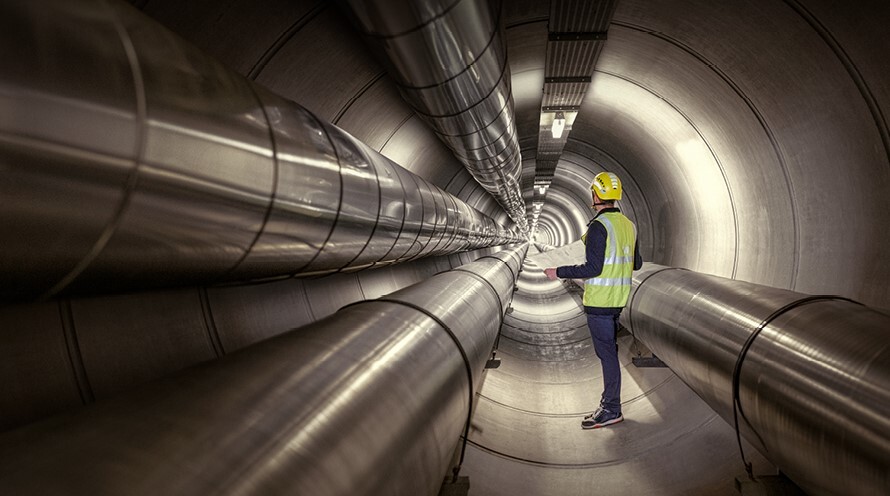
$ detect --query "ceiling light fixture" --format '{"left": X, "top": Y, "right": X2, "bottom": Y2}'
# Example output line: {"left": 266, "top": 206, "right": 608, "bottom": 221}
{"left": 551, "top": 111, "right": 566, "bottom": 139}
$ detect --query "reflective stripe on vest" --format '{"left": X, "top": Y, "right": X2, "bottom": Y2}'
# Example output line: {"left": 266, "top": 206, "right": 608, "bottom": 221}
{"left": 583, "top": 212, "right": 636, "bottom": 308}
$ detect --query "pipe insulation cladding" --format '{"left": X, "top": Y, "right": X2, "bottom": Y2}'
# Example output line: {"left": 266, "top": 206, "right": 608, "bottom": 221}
{"left": 3, "top": 0, "right": 890, "bottom": 494}
{"left": 0, "top": 0, "right": 522, "bottom": 302}
{"left": 0, "top": 244, "right": 528, "bottom": 495}
{"left": 626, "top": 264, "right": 890, "bottom": 496}
{"left": 337, "top": 0, "right": 528, "bottom": 232}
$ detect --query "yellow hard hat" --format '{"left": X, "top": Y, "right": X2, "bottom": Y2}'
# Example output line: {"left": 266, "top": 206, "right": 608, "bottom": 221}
{"left": 591, "top": 172, "right": 622, "bottom": 201}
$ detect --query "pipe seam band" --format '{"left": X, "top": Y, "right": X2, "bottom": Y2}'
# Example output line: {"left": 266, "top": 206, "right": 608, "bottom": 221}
{"left": 626, "top": 266, "right": 688, "bottom": 341}
{"left": 452, "top": 247, "right": 525, "bottom": 356}
{"left": 373, "top": 297, "right": 476, "bottom": 472}
{"left": 58, "top": 299, "right": 95, "bottom": 405}
{"left": 449, "top": 268, "right": 506, "bottom": 319}
{"left": 472, "top": 253, "right": 518, "bottom": 282}
{"left": 288, "top": 111, "right": 343, "bottom": 277}
{"left": 730, "top": 294, "right": 862, "bottom": 477}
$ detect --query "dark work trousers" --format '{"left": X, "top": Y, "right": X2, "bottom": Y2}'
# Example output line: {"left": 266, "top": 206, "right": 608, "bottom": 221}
{"left": 587, "top": 313, "right": 621, "bottom": 412}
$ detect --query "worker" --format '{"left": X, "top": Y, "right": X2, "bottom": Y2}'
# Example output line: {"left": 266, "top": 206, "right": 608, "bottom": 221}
{"left": 544, "top": 172, "right": 642, "bottom": 429}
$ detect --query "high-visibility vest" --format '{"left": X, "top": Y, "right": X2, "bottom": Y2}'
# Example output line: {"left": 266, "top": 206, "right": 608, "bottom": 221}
{"left": 581, "top": 211, "right": 636, "bottom": 308}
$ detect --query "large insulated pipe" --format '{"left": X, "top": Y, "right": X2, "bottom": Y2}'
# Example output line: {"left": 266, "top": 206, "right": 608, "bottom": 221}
{"left": 0, "top": 243, "right": 527, "bottom": 495}
{"left": 626, "top": 264, "right": 890, "bottom": 496}
{"left": 0, "top": 0, "right": 521, "bottom": 302}
{"left": 338, "top": 0, "right": 528, "bottom": 233}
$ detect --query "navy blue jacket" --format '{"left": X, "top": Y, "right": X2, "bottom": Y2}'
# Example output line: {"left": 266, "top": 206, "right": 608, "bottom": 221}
{"left": 556, "top": 208, "right": 643, "bottom": 314}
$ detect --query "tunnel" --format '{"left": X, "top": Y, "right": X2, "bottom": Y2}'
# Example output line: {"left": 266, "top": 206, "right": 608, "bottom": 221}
{"left": 1, "top": 0, "right": 889, "bottom": 495}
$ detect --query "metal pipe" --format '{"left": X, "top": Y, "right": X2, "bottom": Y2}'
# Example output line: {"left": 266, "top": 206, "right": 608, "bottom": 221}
{"left": 0, "top": 243, "right": 527, "bottom": 495}
{"left": 0, "top": 244, "right": 506, "bottom": 434}
{"left": 626, "top": 264, "right": 890, "bottom": 496}
{"left": 337, "top": 0, "right": 528, "bottom": 233}
{"left": 0, "top": 0, "right": 520, "bottom": 302}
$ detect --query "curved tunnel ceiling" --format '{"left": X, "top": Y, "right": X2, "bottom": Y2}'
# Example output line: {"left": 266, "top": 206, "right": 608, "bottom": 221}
{"left": 503, "top": 0, "right": 890, "bottom": 309}
{"left": 132, "top": 0, "right": 890, "bottom": 306}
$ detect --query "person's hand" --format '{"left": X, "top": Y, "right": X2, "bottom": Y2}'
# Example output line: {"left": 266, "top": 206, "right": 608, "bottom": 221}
{"left": 544, "top": 268, "right": 558, "bottom": 280}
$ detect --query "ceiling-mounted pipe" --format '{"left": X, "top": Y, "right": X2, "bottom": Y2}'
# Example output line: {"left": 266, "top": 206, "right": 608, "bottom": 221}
{"left": 0, "top": 243, "right": 528, "bottom": 495}
{"left": 337, "top": 0, "right": 528, "bottom": 234}
{"left": 626, "top": 264, "right": 890, "bottom": 495}
{"left": 0, "top": 0, "right": 521, "bottom": 302}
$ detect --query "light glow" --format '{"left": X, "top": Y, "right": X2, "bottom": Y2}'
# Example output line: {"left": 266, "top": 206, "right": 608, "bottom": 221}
{"left": 551, "top": 112, "right": 566, "bottom": 138}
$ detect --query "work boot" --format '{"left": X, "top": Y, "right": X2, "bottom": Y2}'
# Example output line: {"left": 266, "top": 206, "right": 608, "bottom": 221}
{"left": 582, "top": 406, "right": 623, "bottom": 429}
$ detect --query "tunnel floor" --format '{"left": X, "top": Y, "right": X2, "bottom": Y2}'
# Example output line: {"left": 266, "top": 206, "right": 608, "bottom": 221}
{"left": 461, "top": 253, "right": 773, "bottom": 495}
